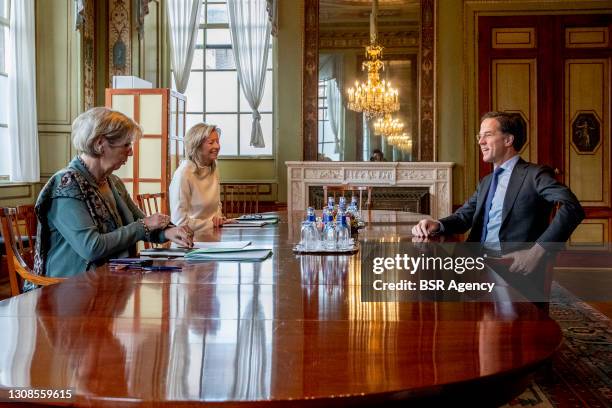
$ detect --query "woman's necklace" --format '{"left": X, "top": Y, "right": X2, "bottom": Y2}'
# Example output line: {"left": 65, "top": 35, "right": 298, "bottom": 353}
{"left": 77, "top": 156, "right": 108, "bottom": 187}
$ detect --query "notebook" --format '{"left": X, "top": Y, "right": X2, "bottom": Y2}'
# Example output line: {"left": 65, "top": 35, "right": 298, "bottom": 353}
{"left": 237, "top": 213, "right": 280, "bottom": 221}
{"left": 185, "top": 248, "right": 273, "bottom": 261}
{"left": 193, "top": 241, "right": 251, "bottom": 250}
{"left": 222, "top": 220, "right": 269, "bottom": 227}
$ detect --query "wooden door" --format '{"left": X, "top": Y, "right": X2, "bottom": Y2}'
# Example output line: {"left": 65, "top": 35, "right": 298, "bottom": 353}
{"left": 478, "top": 14, "right": 612, "bottom": 244}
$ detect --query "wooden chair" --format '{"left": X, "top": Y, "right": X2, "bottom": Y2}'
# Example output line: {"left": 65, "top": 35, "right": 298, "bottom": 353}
{"left": 136, "top": 192, "right": 167, "bottom": 217}
{"left": 0, "top": 207, "right": 65, "bottom": 296}
{"left": 222, "top": 184, "right": 260, "bottom": 218}
{"left": 136, "top": 193, "right": 169, "bottom": 249}
{"left": 323, "top": 185, "right": 372, "bottom": 212}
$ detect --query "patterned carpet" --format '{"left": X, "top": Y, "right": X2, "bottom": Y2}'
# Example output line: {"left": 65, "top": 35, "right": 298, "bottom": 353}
{"left": 504, "top": 283, "right": 612, "bottom": 408}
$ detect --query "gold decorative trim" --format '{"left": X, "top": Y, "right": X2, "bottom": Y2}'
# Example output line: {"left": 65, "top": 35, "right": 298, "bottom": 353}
{"left": 566, "top": 27, "right": 609, "bottom": 48}
{"left": 492, "top": 27, "right": 535, "bottom": 48}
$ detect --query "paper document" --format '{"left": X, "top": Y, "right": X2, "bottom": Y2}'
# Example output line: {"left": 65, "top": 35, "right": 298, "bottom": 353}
{"left": 223, "top": 220, "right": 269, "bottom": 227}
{"left": 193, "top": 241, "right": 251, "bottom": 250}
{"left": 237, "top": 213, "right": 280, "bottom": 221}
{"left": 140, "top": 247, "right": 190, "bottom": 257}
{"left": 185, "top": 248, "right": 273, "bottom": 261}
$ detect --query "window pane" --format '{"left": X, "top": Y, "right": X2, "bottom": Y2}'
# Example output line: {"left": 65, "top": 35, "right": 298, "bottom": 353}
{"left": 267, "top": 45, "right": 273, "bottom": 69}
{"left": 186, "top": 113, "right": 203, "bottom": 133}
{"left": 239, "top": 113, "right": 272, "bottom": 155}
{"left": 206, "top": 71, "right": 237, "bottom": 112}
{"left": 205, "top": 48, "right": 234, "bottom": 70}
{"left": 0, "top": 0, "right": 6, "bottom": 20}
{"left": 206, "top": 28, "right": 230, "bottom": 46}
{"left": 184, "top": 71, "right": 204, "bottom": 112}
{"left": 0, "top": 26, "right": 6, "bottom": 74}
{"left": 206, "top": 113, "right": 237, "bottom": 155}
{"left": 191, "top": 48, "right": 203, "bottom": 70}
{"left": 239, "top": 70, "right": 272, "bottom": 112}
{"left": 197, "top": 28, "right": 204, "bottom": 46}
{"left": 0, "top": 126, "right": 8, "bottom": 175}
{"left": 0, "top": 74, "right": 7, "bottom": 124}
{"left": 207, "top": 3, "right": 227, "bottom": 24}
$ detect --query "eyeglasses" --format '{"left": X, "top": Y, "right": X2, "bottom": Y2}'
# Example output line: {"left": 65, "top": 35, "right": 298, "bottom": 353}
{"left": 475, "top": 131, "right": 503, "bottom": 142}
{"left": 108, "top": 140, "right": 134, "bottom": 149}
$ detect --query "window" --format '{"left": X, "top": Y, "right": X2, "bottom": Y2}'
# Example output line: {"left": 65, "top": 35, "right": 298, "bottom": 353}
{"left": 177, "top": 0, "right": 274, "bottom": 157}
{"left": 0, "top": 0, "right": 10, "bottom": 177}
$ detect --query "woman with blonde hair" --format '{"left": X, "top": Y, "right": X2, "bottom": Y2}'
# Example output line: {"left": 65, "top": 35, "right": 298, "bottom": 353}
{"left": 33, "top": 107, "right": 193, "bottom": 281}
{"left": 169, "top": 123, "right": 229, "bottom": 233}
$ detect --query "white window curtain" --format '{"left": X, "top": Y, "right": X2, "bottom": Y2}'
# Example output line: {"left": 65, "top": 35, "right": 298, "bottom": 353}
{"left": 166, "top": 0, "right": 201, "bottom": 94}
{"left": 8, "top": 0, "right": 39, "bottom": 182}
{"left": 319, "top": 54, "right": 344, "bottom": 155}
{"left": 227, "top": 0, "right": 271, "bottom": 148}
{"left": 326, "top": 79, "right": 343, "bottom": 155}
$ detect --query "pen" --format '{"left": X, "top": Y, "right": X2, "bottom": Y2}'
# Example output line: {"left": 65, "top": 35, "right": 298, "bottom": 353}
{"left": 140, "top": 266, "right": 183, "bottom": 271}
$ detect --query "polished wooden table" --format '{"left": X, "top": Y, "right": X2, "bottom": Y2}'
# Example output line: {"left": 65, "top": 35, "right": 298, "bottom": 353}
{"left": 0, "top": 211, "right": 561, "bottom": 407}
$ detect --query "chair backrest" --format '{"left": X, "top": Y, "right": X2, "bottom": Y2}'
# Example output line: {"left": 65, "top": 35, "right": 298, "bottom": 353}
{"left": 0, "top": 207, "right": 64, "bottom": 296}
{"left": 136, "top": 193, "right": 167, "bottom": 217}
{"left": 136, "top": 193, "right": 169, "bottom": 249}
{"left": 222, "top": 184, "right": 259, "bottom": 218}
{"left": 323, "top": 185, "right": 372, "bottom": 211}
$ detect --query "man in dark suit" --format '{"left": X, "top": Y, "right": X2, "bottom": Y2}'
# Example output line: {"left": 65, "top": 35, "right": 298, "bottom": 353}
{"left": 412, "top": 111, "right": 585, "bottom": 275}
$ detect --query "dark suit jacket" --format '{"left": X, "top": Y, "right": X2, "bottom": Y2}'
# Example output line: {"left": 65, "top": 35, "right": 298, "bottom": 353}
{"left": 439, "top": 158, "right": 585, "bottom": 246}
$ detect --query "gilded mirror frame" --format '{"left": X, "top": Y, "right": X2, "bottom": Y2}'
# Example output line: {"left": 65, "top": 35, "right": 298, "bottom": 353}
{"left": 302, "top": 0, "right": 436, "bottom": 161}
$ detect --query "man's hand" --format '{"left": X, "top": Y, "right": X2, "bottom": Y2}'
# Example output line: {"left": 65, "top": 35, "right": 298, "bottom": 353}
{"left": 411, "top": 219, "right": 441, "bottom": 237}
{"left": 501, "top": 243, "right": 546, "bottom": 275}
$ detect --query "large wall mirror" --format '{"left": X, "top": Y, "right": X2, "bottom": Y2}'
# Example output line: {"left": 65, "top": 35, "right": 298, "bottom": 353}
{"left": 303, "top": 0, "right": 435, "bottom": 162}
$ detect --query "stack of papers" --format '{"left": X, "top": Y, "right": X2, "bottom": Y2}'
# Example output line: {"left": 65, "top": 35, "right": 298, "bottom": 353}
{"left": 223, "top": 213, "right": 280, "bottom": 227}
{"left": 140, "top": 247, "right": 190, "bottom": 257}
{"left": 185, "top": 247, "right": 272, "bottom": 261}
{"left": 140, "top": 241, "right": 252, "bottom": 258}
{"left": 237, "top": 213, "right": 280, "bottom": 221}
{"left": 193, "top": 241, "right": 251, "bottom": 250}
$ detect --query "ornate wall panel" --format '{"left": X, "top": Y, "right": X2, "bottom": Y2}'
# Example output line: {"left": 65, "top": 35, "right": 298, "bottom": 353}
{"left": 565, "top": 59, "right": 610, "bottom": 206}
{"left": 419, "top": 0, "right": 435, "bottom": 161}
{"left": 82, "top": 0, "right": 95, "bottom": 109}
{"left": 492, "top": 28, "right": 536, "bottom": 49}
{"left": 569, "top": 219, "right": 609, "bottom": 247}
{"left": 108, "top": 0, "right": 132, "bottom": 85}
{"left": 565, "top": 27, "right": 609, "bottom": 48}
{"left": 491, "top": 59, "right": 537, "bottom": 163}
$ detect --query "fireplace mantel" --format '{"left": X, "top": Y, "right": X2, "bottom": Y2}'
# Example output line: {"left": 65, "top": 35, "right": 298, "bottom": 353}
{"left": 286, "top": 162, "right": 454, "bottom": 219}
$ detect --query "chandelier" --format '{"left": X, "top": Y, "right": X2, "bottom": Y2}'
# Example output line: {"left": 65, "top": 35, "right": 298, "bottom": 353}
{"left": 373, "top": 113, "right": 404, "bottom": 137}
{"left": 346, "top": 0, "right": 399, "bottom": 119}
{"left": 387, "top": 133, "right": 412, "bottom": 153}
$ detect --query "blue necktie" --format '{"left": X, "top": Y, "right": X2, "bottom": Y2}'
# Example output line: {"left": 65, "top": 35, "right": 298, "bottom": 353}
{"left": 481, "top": 167, "right": 504, "bottom": 243}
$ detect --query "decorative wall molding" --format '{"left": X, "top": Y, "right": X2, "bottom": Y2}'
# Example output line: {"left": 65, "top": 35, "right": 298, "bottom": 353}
{"left": 108, "top": 0, "right": 132, "bottom": 85}
{"left": 419, "top": 0, "right": 435, "bottom": 161}
{"left": 82, "top": 0, "right": 95, "bottom": 109}
{"left": 286, "top": 161, "right": 454, "bottom": 218}
{"left": 319, "top": 30, "right": 419, "bottom": 49}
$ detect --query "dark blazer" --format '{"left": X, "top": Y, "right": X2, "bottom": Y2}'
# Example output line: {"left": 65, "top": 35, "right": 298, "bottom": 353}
{"left": 439, "top": 158, "right": 585, "bottom": 245}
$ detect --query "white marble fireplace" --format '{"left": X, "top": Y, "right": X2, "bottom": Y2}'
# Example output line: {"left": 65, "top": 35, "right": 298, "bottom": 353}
{"left": 286, "top": 161, "right": 454, "bottom": 219}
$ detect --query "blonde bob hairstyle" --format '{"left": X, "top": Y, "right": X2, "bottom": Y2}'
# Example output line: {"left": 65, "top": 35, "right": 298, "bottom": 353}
{"left": 185, "top": 123, "right": 221, "bottom": 171}
{"left": 72, "top": 107, "right": 142, "bottom": 157}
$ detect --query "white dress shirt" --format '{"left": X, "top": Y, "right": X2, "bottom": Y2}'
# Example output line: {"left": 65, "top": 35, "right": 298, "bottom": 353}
{"left": 483, "top": 154, "right": 521, "bottom": 247}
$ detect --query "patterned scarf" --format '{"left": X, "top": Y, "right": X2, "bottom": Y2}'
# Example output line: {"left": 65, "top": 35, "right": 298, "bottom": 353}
{"left": 33, "top": 157, "right": 121, "bottom": 278}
